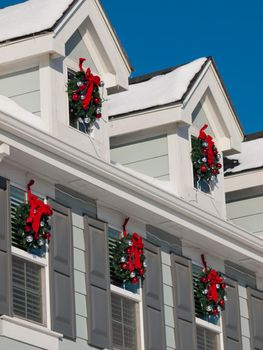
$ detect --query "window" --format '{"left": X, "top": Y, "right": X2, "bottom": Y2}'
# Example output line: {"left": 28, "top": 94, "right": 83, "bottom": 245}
{"left": 191, "top": 136, "right": 211, "bottom": 194}
{"left": 108, "top": 227, "right": 144, "bottom": 350}
{"left": 67, "top": 69, "right": 91, "bottom": 134}
{"left": 10, "top": 185, "right": 49, "bottom": 326}
{"left": 12, "top": 256, "right": 43, "bottom": 323}
{"left": 197, "top": 326, "right": 219, "bottom": 350}
{"left": 112, "top": 293, "right": 139, "bottom": 350}
{"left": 193, "top": 265, "right": 223, "bottom": 350}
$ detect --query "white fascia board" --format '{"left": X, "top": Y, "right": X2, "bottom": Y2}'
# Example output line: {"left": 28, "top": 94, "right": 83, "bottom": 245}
{"left": 0, "top": 112, "right": 263, "bottom": 266}
{"left": 182, "top": 61, "right": 243, "bottom": 154}
{"left": 0, "top": 33, "right": 63, "bottom": 65}
{"left": 0, "top": 316, "right": 62, "bottom": 350}
{"left": 53, "top": 0, "right": 130, "bottom": 89}
{"left": 225, "top": 169, "right": 263, "bottom": 193}
{"left": 109, "top": 103, "right": 186, "bottom": 137}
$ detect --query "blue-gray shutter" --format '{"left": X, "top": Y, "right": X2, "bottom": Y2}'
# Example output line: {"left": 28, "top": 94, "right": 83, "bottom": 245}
{"left": 49, "top": 199, "right": 76, "bottom": 339}
{"left": 143, "top": 241, "right": 166, "bottom": 350}
{"left": 247, "top": 288, "right": 263, "bottom": 350}
{"left": 84, "top": 216, "right": 112, "bottom": 349}
{"left": 0, "top": 176, "right": 12, "bottom": 316}
{"left": 171, "top": 254, "right": 197, "bottom": 350}
{"left": 222, "top": 278, "right": 242, "bottom": 350}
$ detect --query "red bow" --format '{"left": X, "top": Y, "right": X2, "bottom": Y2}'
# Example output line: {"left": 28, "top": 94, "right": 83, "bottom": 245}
{"left": 78, "top": 58, "right": 101, "bottom": 110}
{"left": 199, "top": 124, "right": 215, "bottom": 167}
{"left": 26, "top": 180, "right": 53, "bottom": 235}
{"left": 207, "top": 269, "right": 223, "bottom": 302}
{"left": 122, "top": 218, "right": 144, "bottom": 271}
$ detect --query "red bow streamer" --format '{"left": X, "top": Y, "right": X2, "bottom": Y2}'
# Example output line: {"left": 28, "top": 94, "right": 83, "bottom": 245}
{"left": 78, "top": 58, "right": 101, "bottom": 110}
{"left": 26, "top": 180, "right": 53, "bottom": 236}
{"left": 122, "top": 218, "right": 144, "bottom": 272}
{"left": 198, "top": 124, "right": 215, "bottom": 167}
{"left": 201, "top": 254, "right": 222, "bottom": 303}
{"left": 207, "top": 269, "right": 223, "bottom": 302}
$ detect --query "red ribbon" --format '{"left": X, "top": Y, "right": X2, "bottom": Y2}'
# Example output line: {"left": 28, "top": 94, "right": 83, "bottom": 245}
{"left": 78, "top": 58, "right": 101, "bottom": 110}
{"left": 122, "top": 218, "right": 144, "bottom": 271}
{"left": 26, "top": 180, "right": 53, "bottom": 236}
{"left": 198, "top": 124, "right": 215, "bottom": 167}
{"left": 207, "top": 269, "right": 223, "bottom": 302}
{"left": 201, "top": 254, "right": 222, "bottom": 303}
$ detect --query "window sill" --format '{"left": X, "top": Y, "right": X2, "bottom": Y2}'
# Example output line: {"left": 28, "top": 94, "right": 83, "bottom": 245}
{"left": 195, "top": 316, "right": 221, "bottom": 333}
{"left": 0, "top": 315, "right": 62, "bottom": 350}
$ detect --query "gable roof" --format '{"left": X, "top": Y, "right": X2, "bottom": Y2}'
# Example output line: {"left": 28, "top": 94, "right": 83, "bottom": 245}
{"left": 108, "top": 57, "right": 209, "bottom": 117}
{"left": 0, "top": 0, "right": 75, "bottom": 43}
{"left": 0, "top": 0, "right": 133, "bottom": 70}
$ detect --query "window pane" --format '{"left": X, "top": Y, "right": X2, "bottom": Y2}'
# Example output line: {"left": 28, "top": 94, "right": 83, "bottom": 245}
{"left": 197, "top": 326, "right": 218, "bottom": 350}
{"left": 111, "top": 293, "right": 138, "bottom": 350}
{"left": 12, "top": 256, "right": 43, "bottom": 324}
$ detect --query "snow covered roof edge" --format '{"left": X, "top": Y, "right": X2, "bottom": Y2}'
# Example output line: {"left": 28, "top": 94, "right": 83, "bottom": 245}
{"left": 108, "top": 57, "right": 209, "bottom": 117}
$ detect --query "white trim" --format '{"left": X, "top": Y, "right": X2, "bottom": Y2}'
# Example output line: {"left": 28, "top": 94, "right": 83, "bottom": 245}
{"left": 0, "top": 315, "right": 62, "bottom": 350}
{"left": 110, "top": 284, "right": 141, "bottom": 302}
{"left": 196, "top": 316, "right": 224, "bottom": 350}
{"left": 11, "top": 246, "right": 47, "bottom": 266}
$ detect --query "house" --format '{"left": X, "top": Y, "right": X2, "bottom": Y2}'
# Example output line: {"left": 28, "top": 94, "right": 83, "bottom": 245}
{"left": 0, "top": 1, "right": 262, "bottom": 350}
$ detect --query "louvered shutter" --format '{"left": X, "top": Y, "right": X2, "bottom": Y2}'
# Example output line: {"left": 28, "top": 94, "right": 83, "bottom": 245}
{"left": 247, "top": 288, "right": 263, "bottom": 350}
{"left": 49, "top": 199, "right": 76, "bottom": 339}
{"left": 222, "top": 278, "right": 242, "bottom": 350}
{"left": 143, "top": 241, "right": 165, "bottom": 350}
{"left": 171, "top": 254, "right": 197, "bottom": 350}
{"left": 0, "top": 176, "right": 12, "bottom": 316}
{"left": 84, "top": 216, "right": 112, "bottom": 349}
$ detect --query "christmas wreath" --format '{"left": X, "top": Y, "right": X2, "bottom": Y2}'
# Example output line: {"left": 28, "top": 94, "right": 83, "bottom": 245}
{"left": 192, "top": 124, "right": 222, "bottom": 182}
{"left": 111, "top": 218, "right": 146, "bottom": 285}
{"left": 67, "top": 58, "right": 103, "bottom": 132}
{"left": 196, "top": 255, "right": 226, "bottom": 317}
{"left": 14, "top": 180, "right": 53, "bottom": 252}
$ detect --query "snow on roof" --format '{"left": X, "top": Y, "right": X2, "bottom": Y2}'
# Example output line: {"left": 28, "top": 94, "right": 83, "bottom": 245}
{"left": 107, "top": 57, "right": 208, "bottom": 117}
{"left": 0, "top": 0, "right": 74, "bottom": 42}
{"left": 225, "top": 138, "right": 263, "bottom": 174}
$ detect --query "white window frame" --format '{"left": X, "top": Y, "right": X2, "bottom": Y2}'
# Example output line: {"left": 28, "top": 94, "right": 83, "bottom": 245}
{"left": 10, "top": 182, "right": 51, "bottom": 329}
{"left": 196, "top": 316, "right": 224, "bottom": 350}
{"left": 109, "top": 225, "right": 145, "bottom": 350}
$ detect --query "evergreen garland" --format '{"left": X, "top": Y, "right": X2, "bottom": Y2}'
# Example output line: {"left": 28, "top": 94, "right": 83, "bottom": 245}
{"left": 111, "top": 232, "right": 146, "bottom": 285}
{"left": 67, "top": 58, "right": 103, "bottom": 131}
{"left": 192, "top": 124, "right": 222, "bottom": 182}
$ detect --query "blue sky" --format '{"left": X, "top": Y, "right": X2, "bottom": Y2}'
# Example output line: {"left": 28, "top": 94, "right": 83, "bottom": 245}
{"left": 2, "top": 0, "right": 262, "bottom": 134}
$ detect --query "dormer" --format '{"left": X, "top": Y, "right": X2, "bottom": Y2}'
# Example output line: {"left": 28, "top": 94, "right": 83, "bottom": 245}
{"left": 108, "top": 57, "right": 243, "bottom": 218}
{"left": 0, "top": 0, "right": 132, "bottom": 162}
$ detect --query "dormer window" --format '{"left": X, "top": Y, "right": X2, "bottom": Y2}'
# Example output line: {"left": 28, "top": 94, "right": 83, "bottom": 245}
{"left": 65, "top": 28, "right": 100, "bottom": 134}
{"left": 191, "top": 102, "right": 221, "bottom": 193}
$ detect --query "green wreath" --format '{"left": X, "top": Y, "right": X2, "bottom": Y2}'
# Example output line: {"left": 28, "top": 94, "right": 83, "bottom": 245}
{"left": 196, "top": 256, "right": 226, "bottom": 317}
{"left": 192, "top": 124, "right": 222, "bottom": 182}
{"left": 111, "top": 232, "right": 146, "bottom": 285}
{"left": 67, "top": 58, "right": 103, "bottom": 131}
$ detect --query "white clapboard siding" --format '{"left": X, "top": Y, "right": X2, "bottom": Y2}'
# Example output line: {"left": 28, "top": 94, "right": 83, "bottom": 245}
{"left": 110, "top": 135, "right": 170, "bottom": 181}
{"left": 227, "top": 196, "right": 263, "bottom": 235}
{"left": 65, "top": 29, "right": 98, "bottom": 73}
{"left": 0, "top": 67, "right": 40, "bottom": 115}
